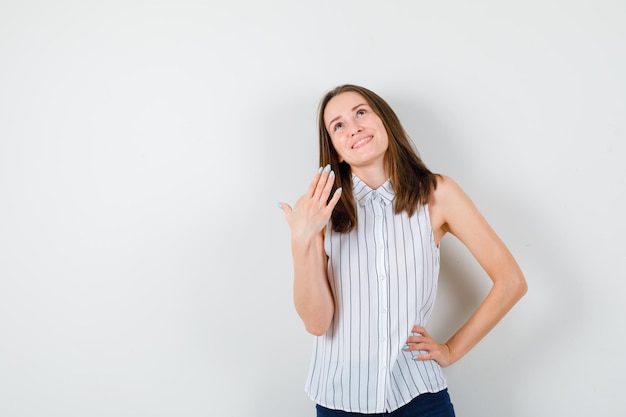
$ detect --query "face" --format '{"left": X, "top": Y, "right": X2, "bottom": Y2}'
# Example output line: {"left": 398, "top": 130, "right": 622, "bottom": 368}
{"left": 323, "top": 91, "right": 389, "bottom": 174}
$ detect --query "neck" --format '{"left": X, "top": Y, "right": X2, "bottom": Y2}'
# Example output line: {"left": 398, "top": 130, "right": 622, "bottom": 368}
{"left": 351, "top": 164, "right": 389, "bottom": 189}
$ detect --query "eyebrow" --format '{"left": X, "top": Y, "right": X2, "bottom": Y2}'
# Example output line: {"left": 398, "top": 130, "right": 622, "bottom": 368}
{"left": 327, "top": 103, "right": 368, "bottom": 129}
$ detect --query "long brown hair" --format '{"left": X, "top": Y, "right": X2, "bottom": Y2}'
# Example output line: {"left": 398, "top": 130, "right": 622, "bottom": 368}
{"left": 318, "top": 84, "right": 438, "bottom": 233}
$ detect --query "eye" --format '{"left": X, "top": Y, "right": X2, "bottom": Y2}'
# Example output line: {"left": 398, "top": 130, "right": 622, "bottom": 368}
{"left": 333, "top": 122, "right": 343, "bottom": 132}
{"left": 356, "top": 108, "right": 366, "bottom": 117}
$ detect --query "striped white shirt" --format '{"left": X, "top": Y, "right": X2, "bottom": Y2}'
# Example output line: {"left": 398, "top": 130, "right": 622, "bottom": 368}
{"left": 305, "top": 175, "right": 447, "bottom": 413}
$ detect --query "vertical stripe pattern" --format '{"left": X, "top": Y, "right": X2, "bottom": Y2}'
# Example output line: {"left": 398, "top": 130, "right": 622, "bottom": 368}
{"left": 305, "top": 175, "right": 446, "bottom": 414}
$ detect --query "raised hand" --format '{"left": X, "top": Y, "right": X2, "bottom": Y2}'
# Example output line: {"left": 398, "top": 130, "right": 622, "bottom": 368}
{"left": 279, "top": 164, "right": 342, "bottom": 240}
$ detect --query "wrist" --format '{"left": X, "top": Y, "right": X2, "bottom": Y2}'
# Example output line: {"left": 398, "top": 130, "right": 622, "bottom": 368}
{"left": 442, "top": 342, "right": 461, "bottom": 367}
{"left": 291, "top": 232, "right": 323, "bottom": 255}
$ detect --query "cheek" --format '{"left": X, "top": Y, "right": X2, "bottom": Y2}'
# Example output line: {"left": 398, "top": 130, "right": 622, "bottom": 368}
{"left": 379, "top": 125, "right": 390, "bottom": 147}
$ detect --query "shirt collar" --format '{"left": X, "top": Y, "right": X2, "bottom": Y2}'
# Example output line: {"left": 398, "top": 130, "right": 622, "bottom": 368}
{"left": 352, "top": 174, "right": 395, "bottom": 207}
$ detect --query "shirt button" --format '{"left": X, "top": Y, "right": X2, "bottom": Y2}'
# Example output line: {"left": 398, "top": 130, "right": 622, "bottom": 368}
{"left": 381, "top": 364, "right": 387, "bottom": 370}
{"left": 379, "top": 275, "right": 385, "bottom": 281}
{"left": 371, "top": 191, "right": 378, "bottom": 199}
{"left": 381, "top": 309, "right": 387, "bottom": 314}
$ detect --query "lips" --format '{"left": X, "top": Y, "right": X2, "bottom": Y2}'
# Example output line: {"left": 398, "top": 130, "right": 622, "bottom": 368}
{"left": 351, "top": 135, "right": 373, "bottom": 149}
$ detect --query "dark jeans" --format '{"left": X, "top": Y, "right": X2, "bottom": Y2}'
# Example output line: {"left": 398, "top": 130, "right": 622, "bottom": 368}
{"left": 315, "top": 389, "right": 455, "bottom": 417}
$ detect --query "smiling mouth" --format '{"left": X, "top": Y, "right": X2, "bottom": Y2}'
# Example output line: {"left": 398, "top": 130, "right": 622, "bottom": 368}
{"left": 352, "top": 136, "right": 373, "bottom": 149}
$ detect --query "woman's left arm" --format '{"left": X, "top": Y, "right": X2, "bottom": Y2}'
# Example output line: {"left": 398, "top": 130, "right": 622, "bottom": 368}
{"left": 406, "top": 175, "right": 528, "bottom": 367}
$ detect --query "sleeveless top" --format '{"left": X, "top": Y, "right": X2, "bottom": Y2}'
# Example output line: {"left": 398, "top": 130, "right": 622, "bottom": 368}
{"left": 304, "top": 175, "right": 447, "bottom": 413}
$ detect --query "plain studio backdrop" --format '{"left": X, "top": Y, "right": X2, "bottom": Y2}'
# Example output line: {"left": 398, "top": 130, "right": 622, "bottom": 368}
{"left": 1, "top": 1, "right": 624, "bottom": 416}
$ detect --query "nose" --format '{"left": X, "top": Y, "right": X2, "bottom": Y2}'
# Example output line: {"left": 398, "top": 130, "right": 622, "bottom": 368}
{"left": 349, "top": 122, "right": 362, "bottom": 136}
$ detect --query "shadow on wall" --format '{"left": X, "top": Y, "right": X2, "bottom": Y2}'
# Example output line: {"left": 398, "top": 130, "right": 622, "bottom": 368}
{"left": 391, "top": 93, "right": 586, "bottom": 413}
{"left": 430, "top": 189, "right": 586, "bottom": 414}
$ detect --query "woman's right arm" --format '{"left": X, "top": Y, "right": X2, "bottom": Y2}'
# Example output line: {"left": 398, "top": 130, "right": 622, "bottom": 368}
{"left": 279, "top": 165, "right": 342, "bottom": 336}
{"left": 291, "top": 230, "right": 334, "bottom": 335}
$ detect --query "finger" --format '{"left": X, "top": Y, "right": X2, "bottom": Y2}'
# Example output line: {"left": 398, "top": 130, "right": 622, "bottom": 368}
{"left": 412, "top": 352, "right": 432, "bottom": 361}
{"left": 278, "top": 202, "right": 292, "bottom": 214}
{"left": 306, "top": 167, "right": 324, "bottom": 197}
{"left": 319, "top": 169, "right": 337, "bottom": 202}
{"left": 404, "top": 339, "right": 430, "bottom": 350}
{"left": 324, "top": 186, "right": 343, "bottom": 212}
{"left": 312, "top": 165, "right": 332, "bottom": 200}
{"left": 402, "top": 342, "right": 422, "bottom": 352}
{"left": 407, "top": 342, "right": 431, "bottom": 358}
{"left": 405, "top": 336, "right": 424, "bottom": 345}
{"left": 411, "top": 325, "right": 426, "bottom": 334}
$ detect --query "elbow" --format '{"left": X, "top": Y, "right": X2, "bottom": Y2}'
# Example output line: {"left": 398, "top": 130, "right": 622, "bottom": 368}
{"left": 306, "top": 324, "right": 329, "bottom": 337}
{"left": 511, "top": 271, "right": 528, "bottom": 301}
{"left": 495, "top": 270, "right": 527, "bottom": 307}
{"left": 296, "top": 302, "right": 334, "bottom": 336}
{"left": 520, "top": 277, "right": 528, "bottom": 297}
{"left": 302, "top": 313, "right": 333, "bottom": 336}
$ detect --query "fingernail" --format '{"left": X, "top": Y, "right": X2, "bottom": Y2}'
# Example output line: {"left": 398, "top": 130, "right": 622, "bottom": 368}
{"left": 277, "top": 203, "right": 282, "bottom": 209}
{"left": 412, "top": 355, "right": 420, "bottom": 361}
{"left": 336, "top": 187, "right": 342, "bottom": 193}
{"left": 324, "top": 164, "right": 331, "bottom": 172}
{"left": 318, "top": 166, "right": 323, "bottom": 174}
{"left": 402, "top": 345, "right": 409, "bottom": 351}
{"left": 329, "top": 170, "right": 335, "bottom": 178}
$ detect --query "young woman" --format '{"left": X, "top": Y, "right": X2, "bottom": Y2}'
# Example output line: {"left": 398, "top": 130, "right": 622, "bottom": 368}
{"left": 279, "top": 85, "right": 527, "bottom": 416}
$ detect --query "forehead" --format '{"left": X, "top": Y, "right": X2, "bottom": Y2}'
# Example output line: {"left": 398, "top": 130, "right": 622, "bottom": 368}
{"left": 323, "top": 91, "right": 368, "bottom": 124}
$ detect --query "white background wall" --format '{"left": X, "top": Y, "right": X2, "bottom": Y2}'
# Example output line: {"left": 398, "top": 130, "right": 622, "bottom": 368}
{"left": 1, "top": 1, "right": 624, "bottom": 416}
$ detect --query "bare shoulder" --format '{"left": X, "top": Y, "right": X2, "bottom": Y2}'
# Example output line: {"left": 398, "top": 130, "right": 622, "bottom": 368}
{"left": 429, "top": 174, "right": 526, "bottom": 300}
{"left": 429, "top": 175, "right": 468, "bottom": 220}
{"left": 429, "top": 175, "right": 481, "bottom": 241}
{"left": 432, "top": 174, "right": 464, "bottom": 200}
